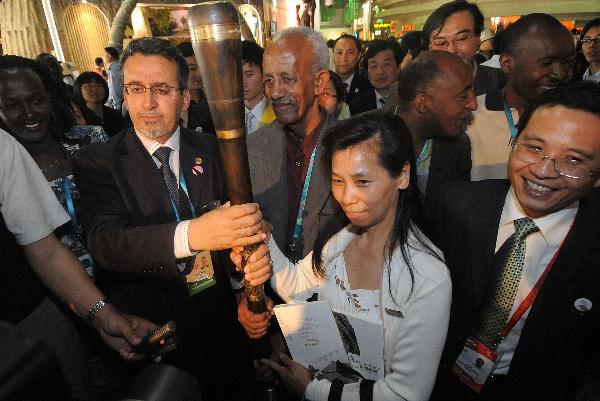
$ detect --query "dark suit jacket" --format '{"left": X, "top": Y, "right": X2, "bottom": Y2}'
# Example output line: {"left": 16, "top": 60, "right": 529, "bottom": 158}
{"left": 102, "top": 105, "right": 127, "bottom": 137}
{"left": 247, "top": 115, "right": 344, "bottom": 261}
{"left": 187, "top": 98, "right": 215, "bottom": 135}
{"left": 73, "top": 127, "right": 230, "bottom": 324}
{"left": 424, "top": 133, "right": 471, "bottom": 217}
{"left": 434, "top": 180, "right": 600, "bottom": 400}
{"left": 349, "top": 88, "right": 378, "bottom": 116}
{"left": 345, "top": 70, "right": 372, "bottom": 105}
{"left": 474, "top": 64, "right": 506, "bottom": 96}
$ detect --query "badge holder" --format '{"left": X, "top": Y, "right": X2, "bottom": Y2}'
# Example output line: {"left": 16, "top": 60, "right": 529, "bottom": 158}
{"left": 452, "top": 337, "right": 504, "bottom": 393}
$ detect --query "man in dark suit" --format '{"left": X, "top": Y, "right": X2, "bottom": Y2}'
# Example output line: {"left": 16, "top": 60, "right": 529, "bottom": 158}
{"left": 431, "top": 81, "right": 600, "bottom": 400}
{"left": 332, "top": 34, "right": 371, "bottom": 105}
{"left": 423, "top": 1, "right": 505, "bottom": 96}
{"left": 393, "top": 50, "right": 475, "bottom": 216}
{"left": 73, "top": 37, "right": 266, "bottom": 399}
{"left": 349, "top": 39, "right": 401, "bottom": 115}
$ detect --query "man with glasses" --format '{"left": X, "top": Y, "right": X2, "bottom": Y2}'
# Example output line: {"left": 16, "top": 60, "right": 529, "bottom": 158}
{"left": 467, "top": 13, "right": 575, "bottom": 181}
{"left": 424, "top": 1, "right": 504, "bottom": 96}
{"left": 430, "top": 81, "right": 600, "bottom": 400}
{"left": 580, "top": 18, "right": 600, "bottom": 82}
{"left": 73, "top": 37, "right": 266, "bottom": 399}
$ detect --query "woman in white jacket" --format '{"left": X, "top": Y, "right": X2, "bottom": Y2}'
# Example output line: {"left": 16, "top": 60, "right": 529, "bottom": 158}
{"left": 237, "top": 113, "right": 452, "bottom": 401}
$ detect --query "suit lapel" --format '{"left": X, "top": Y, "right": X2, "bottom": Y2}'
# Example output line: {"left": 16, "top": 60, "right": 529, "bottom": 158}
{"left": 119, "top": 129, "right": 174, "bottom": 217}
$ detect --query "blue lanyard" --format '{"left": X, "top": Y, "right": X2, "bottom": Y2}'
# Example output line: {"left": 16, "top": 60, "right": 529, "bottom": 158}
{"left": 416, "top": 139, "right": 432, "bottom": 166}
{"left": 291, "top": 139, "right": 320, "bottom": 242}
{"left": 502, "top": 89, "right": 518, "bottom": 139}
{"left": 167, "top": 172, "right": 197, "bottom": 222}
{"left": 62, "top": 176, "right": 78, "bottom": 229}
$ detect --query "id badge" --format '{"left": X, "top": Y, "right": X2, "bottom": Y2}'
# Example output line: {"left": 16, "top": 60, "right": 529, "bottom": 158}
{"left": 451, "top": 337, "right": 503, "bottom": 393}
{"left": 186, "top": 250, "right": 216, "bottom": 296}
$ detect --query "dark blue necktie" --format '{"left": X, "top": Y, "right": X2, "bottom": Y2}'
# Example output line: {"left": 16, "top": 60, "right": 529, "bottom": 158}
{"left": 153, "top": 146, "right": 179, "bottom": 207}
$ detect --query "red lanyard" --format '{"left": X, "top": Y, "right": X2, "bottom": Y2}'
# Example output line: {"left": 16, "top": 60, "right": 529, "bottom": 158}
{"left": 499, "top": 223, "right": 573, "bottom": 338}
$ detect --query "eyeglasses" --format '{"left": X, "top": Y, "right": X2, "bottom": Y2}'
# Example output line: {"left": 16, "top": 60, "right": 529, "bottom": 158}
{"left": 429, "top": 31, "right": 475, "bottom": 49}
{"left": 81, "top": 84, "right": 104, "bottom": 91}
{"left": 124, "top": 84, "right": 182, "bottom": 97}
{"left": 512, "top": 143, "right": 600, "bottom": 179}
{"left": 581, "top": 36, "right": 600, "bottom": 46}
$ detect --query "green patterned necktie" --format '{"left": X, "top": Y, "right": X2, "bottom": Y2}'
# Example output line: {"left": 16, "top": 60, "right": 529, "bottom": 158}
{"left": 476, "top": 217, "right": 540, "bottom": 348}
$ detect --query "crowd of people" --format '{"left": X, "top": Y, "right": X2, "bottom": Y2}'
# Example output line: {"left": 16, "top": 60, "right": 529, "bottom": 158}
{"left": 0, "top": 1, "right": 599, "bottom": 400}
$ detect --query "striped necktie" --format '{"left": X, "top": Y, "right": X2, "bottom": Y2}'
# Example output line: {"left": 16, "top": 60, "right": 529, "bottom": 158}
{"left": 153, "top": 146, "right": 179, "bottom": 207}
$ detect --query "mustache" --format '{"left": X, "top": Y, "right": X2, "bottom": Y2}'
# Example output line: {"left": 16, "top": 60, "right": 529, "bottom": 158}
{"left": 271, "top": 98, "right": 296, "bottom": 107}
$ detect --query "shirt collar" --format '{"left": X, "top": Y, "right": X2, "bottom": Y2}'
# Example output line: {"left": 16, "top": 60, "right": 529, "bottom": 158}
{"left": 246, "top": 96, "right": 267, "bottom": 118}
{"left": 135, "top": 126, "right": 181, "bottom": 156}
{"left": 343, "top": 73, "right": 355, "bottom": 87}
{"left": 500, "top": 187, "right": 578, "bottom": 247}
{"left": 375, "top": 90, "right": 385, "bottom": 102}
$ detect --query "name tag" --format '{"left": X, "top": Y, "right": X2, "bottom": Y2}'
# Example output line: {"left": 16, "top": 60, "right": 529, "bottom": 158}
{"left": 451, "top": 337, "right": 503, "bottom": 393}
{"left": 186, "top": 250, "right": 216, "bottom": 296}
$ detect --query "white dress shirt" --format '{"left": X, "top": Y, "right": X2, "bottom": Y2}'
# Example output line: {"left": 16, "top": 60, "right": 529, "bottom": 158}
{"left": 493, "top": 188, "right": 578, "bottom": 374}
{"left": 135, "top": 127, "right": 197, "bottom": 261}
{"left": 245, "top": 96, "right": 266, "bottom": 135}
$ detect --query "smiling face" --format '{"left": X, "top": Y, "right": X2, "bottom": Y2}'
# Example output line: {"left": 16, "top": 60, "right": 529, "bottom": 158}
{"left": 263, "top": 37, "right": 327, "bottom": 131}
{"left": 123, "top": 54, "right": 190, "bottom": 142}
{"left": 429, "top": 10, "right": 480, "bottom": 66}
{"left": 331, "top": 138, "right": 409, "bottom": 231}
{"left": 366, "top": 49, "right": 398, "bottom": 92}
{"left": 508, "top": 105, "right": 600, "bottom": 218}
{"left": 0, "top": 68, "right": 52, "bottom": 144}
{"left": 503, "top": 26, "right": 575, "bottom": 102}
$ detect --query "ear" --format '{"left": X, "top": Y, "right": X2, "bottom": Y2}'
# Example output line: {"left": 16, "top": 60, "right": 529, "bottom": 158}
{"left": 414, "top": 93, "right": 430, "bottom": 114}
{"left": 499, "top": 54, "right": 514, "bottom": 74}
{"left": 314, "top": 69, "right": 330, "bottom": 96}
{"left": 181, "top": 89, "right": 191, "bottom": 112}
{"left": 593, "top": 174, "right": 600, "bottom": 188}
{"left": 397, "top": 161, "right": 410, "bottom": 190}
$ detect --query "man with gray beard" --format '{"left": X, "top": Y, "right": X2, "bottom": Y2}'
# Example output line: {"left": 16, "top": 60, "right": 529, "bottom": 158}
{"left": 73, "top": 37, "right": 266, "bottom": 399}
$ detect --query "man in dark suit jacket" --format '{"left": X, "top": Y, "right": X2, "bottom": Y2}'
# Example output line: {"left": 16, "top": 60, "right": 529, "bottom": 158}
{"left": 332, "top": 34, "right": 372, "bottom": 105}
{"left": 423, "top": 1, "right": 505, "bottom": 96}
{"left": 73, "top": 37, "right": 266, "bottom": 400}
{"left": 393, "top": 50, "right": 475, "bottom": 216}
{"left": 349, "top": 39, "right": 401, "bottom": 116}
{"left": 431, "top": 82, "right": 600, "bottom": 400}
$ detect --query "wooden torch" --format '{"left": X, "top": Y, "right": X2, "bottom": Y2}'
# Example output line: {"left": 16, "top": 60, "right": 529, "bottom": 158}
{"left": 188, "top": 1, "right": 267, "bottom": 314}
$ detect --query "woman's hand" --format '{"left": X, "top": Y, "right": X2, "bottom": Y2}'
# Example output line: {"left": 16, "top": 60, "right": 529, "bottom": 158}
{"left": 260, "top": 353, "right": 312, "bottom": 397}
{"left": 230, "top": 242, "right": 273, "bottom": 286}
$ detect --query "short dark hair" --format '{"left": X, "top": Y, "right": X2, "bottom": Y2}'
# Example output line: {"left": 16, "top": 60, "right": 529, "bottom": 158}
{"left": 397, "top": 51, "right": 449, "bottom": 108}
{"left": 242, "top": 40, "right": 264, "bottom": 72}
{"left": 362, "top": 39, "right": 401, "bottom": 71}
{"left": 333, "top": 34, "right": 361, "bottom": 53}
{"left": 423, "top": 1, "right": 484, "bottom": 45}
{"left": 400, "top": 31, "right": 426, "bottom": 59}
{"left": 104, "top": 46, "right": 119, "bottom": 60}
{"left": 121, "top": 37, "right": 189, "bottom": 90}
{"left": 500, "top": 13, "right": 568, "bottom": 55}
{"left": 327, "top": 70, "right": 346, "bottom": 103}
{"left": 580, "top": 18, "right": 600, "bottom": 42}
{"left": 175, "top": 41, "right": 194, "bottom": 58}
{"left": 518, "top": 81, "right": 600, "bottom": 139}
{"left": 0, "top": 55, "right": 74, "bottom": 135}
{"left": 74, "top": 71, "right": 109, "bottom": 104}
{"left": 94, "top": 57, "right": 104, "bottom": 67}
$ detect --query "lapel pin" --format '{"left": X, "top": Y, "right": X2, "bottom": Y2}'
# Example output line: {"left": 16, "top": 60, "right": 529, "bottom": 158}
{"left": 574, "top": 298, "right": 592, "bottom": 313}
{"left": 354, "top": 88, "right": 359, "bottom": 93}
{"left": 192, "top": 157, "right": 204, "bottom": 175}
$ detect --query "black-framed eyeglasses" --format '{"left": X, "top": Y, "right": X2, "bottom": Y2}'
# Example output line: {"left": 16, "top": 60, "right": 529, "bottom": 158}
{"left": 124, "top": 84, "right": 182, "bottom": 97}
{"left": 581, "top": 36, "right": 600, "bottom": 46}
{"left": 429, "top": 31, "right": 475, "bottom": 49}
{"left": 512, "top": 143, "right": 600, "bottom": 179}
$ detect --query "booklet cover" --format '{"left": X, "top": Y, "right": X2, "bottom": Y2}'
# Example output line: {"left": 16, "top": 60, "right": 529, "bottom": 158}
{"left": 274, "top": 300, "right": 384, "bottom": 380}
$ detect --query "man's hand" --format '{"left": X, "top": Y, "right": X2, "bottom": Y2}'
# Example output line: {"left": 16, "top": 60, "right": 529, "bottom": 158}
{"left": 188, "top": 202, "right": 266, "bottom": 251}
{"left": 231, "top": 242, "right": 273, "bottom": 286}
{"left": 93, "top": 304, "right": 159, "bottom": 361}
{"left": 260, "top": 353, "right": 312, "bottom": 396}
{"left": 238, "top": 292, "right": 273, "bottom": 338}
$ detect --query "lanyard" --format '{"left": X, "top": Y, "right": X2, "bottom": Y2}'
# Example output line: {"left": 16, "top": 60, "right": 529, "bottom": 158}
{"left": 499, "top": 223, "right": 573, "bottom": 338}
{"left": 502, "top": 89, "right": 519, "bottom": 140}
{"left": 416, "top": 139, "right": 432, "bottom": 166}
{"left": 167, "top": 172, "right": 197, "bottom": 222}
{"left": 291, "top": 138, "right": 320, "bottom": 243}
{"left": 62, "top": 176, "right": 78, "bottom": 229}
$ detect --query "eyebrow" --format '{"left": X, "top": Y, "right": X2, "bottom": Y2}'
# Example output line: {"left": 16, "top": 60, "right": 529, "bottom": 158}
{"left": 434, "top": 28, "right": 472, "bottom": 38}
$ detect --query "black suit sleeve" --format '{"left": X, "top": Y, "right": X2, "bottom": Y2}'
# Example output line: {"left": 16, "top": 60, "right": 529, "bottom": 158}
{"left": 72, "top": 144, "right": 180, "bottom": 276}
